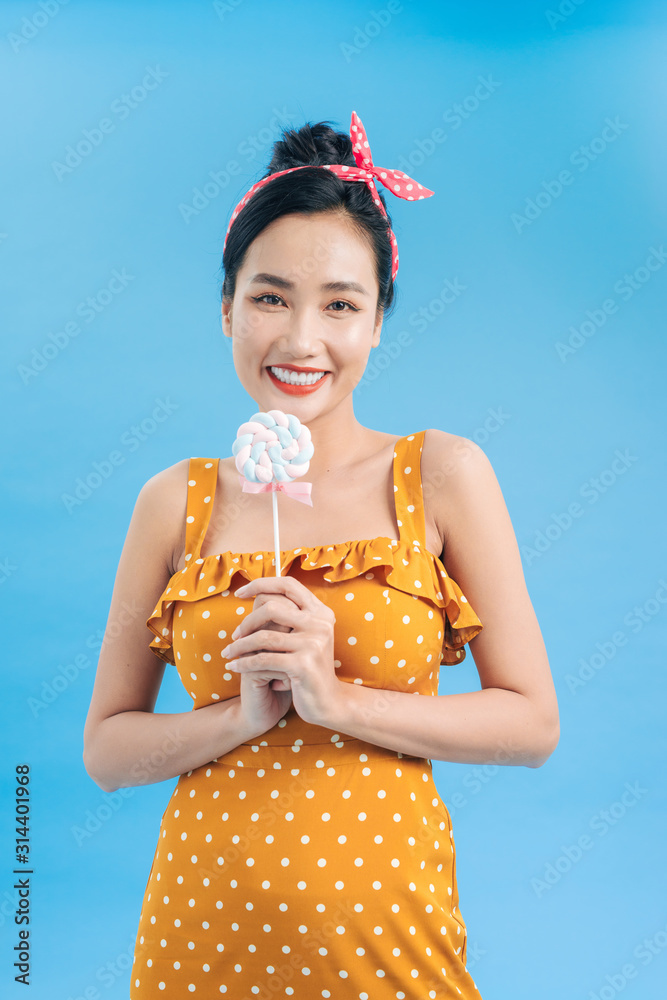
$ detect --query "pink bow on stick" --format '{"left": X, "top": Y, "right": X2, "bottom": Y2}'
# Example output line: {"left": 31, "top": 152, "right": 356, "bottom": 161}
{"left": 238, "top": 475, "right": 313, "bottom": 507}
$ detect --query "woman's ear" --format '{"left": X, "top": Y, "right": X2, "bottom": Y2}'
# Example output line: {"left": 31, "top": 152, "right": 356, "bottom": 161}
{"left": 221, "top": 296, "right": 233, "bottom": 339}
{"left": 371, "top": 305, "right": 383, "bottom": 347}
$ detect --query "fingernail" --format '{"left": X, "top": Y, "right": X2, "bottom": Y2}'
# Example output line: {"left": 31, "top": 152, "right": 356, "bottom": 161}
{"left": 231, "top": 627, "right": 240, "bottom": 639}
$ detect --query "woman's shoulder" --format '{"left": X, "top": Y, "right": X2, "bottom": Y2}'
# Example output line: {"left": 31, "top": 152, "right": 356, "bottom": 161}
{"left": 134, "top": 458, "right": 210, "bottom": 577}
{"left": 420, "top": 427, "right": 496, "bottom": 540}
{"left": 420, "top": 427, "right": 488, "bottom": 473}
{"left": 139, "top": 456, "right": 192, "bottom": 503}
{"left": 133, "top": 458, "right": 202, "bottom": 543}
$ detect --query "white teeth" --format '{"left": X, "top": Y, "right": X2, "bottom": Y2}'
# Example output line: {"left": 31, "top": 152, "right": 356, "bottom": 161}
{"left": 269, "top": 366, "right": 327, "bottom": 385}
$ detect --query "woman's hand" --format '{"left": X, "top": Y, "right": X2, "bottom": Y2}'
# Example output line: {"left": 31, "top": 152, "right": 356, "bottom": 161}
{"left": 236, "top": 664, "right": 293, "bottom": 739}
{"left": 224, "top": 590, "right": 295, "bottom": 735}
{"left": 221, "top": 576, "right": 345, "bottom": 728}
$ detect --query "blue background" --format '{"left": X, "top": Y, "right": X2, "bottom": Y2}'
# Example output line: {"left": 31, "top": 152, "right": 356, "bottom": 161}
{"left": 1, "top": 0, "right": 666, "bottom": 997}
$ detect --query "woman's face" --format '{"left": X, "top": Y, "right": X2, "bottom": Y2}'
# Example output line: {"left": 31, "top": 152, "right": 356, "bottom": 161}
{"left": 222, "top": 211, "right": 383, "bottom": 418}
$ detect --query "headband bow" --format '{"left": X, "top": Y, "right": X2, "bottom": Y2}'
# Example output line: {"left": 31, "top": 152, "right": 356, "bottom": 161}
{"left": 223, "top": 110, "right": 434, "bottom": 281}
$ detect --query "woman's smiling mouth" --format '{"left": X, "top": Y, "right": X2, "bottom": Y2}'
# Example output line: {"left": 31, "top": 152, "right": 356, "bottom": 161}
{"left": 266, "top": 366, "right": 331, "bottom": 394}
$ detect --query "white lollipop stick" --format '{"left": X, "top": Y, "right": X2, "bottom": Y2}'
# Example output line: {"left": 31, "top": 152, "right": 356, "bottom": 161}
{"left": 272, "top": 490, "right": 281, "bottom": 577}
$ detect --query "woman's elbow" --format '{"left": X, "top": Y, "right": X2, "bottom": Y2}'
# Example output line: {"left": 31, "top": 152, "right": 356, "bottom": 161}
{"left": 527, "top": 716, "right": 560, "bottom": 768}
{"left": 83, "top": 745, "right": 120, "bottom": 794}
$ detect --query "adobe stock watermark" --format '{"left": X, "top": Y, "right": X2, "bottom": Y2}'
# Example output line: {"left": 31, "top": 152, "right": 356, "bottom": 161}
{"left": 393, "top": 75, "right": 502, "bottom": 173}
{"left": 408, "top": 740, "right": 524, "bottom": 860}
{"left": 61, "top": 397, "right": 179, "bottom": 513}
{"left": 530, "top": 780, "right": 648, "bottom": 897}
{"left": 71, "top": 788, "right": 135, "bottom": 846}
{"left": 565, "top": 578, "right": 667, "bottom": 695}
{"left": 221, "top": 233, "right": 364, "bottom": 359}
{"left": 545, "top": 0, "right": 587, "bottom": 31}
{"left": 511, "top": 116, "right": 629, "bottom": 234}
{"left": 179, "top": 106, "right": 300, "bottom": 224}
{"left": 127, "top": 728, "right": 189, "bottom": 786}
{"left": 218, "top": 898, "right": 358, "bottom": 996}
{"left": 340, "top": 1, "right": 403, "bottom": 63}
{"left": 212, "top": 0, "right": 243, "bottom": 20}
{"left": 6, "top": 0, "right": 70, "bottom": 54}
{"left": 64, "top": 938, "right": 137, "bottom": 1000}
{"left": 17, "top": 267, "right": 134, "bottom": 384}
{"left": 587, "top": 918, "right": 667, "bottom": 1000}
{"left": 357, "top": 274, "right": 468, "bottom": 391}
{"left": 0, "top": 885, "right": 26, "bottom": 930}
{"left": 190, "top": 770, "right": 316, "bottom": 890}
{"left": 400, "top": 412, "right": 511, "bottom": 524}
{"left": 555, "top": 244, "right": 667, "bottom": 362}
{"left": 225, "top": 235, "right": 352, "bottom": 346}
{"left": 27, "top": 600, "right": 145, "bottom": 718}
{"left": 521, "top": 448, "right": 638, "bottom": 566}
{"left": 51, "top": 66, "right": 169, "bottom": 181}
{"left": 0, "top": 558, "right": 17, "bottom": 585}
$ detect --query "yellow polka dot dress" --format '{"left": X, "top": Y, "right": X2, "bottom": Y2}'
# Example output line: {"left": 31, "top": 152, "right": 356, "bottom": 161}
{"left": 131, "top": 431, "right": 485, "bottom": 998}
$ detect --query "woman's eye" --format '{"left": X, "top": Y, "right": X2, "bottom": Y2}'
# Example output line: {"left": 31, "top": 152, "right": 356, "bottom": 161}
{"left": 329, "top": 300, "right": 357, "bottom": 312}
{"left": 253, "top": 293, "right": 283, "bottom": 305}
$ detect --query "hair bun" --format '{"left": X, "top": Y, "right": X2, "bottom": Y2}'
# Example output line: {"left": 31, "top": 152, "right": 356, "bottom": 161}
{"left": 267, "top": 120, "right": 354, "bottom": 173}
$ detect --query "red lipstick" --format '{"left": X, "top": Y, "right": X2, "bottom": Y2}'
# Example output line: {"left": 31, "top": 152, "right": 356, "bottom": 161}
{"left": 265, "top": 364, "right": 331, "bottom": 396}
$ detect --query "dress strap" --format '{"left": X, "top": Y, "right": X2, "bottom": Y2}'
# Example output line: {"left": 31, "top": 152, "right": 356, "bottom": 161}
{"left": 184, "top": 457, "right": 220, "bottom": 562}
{"left": 391, "top": 431, "right": 427, "bottom": 549}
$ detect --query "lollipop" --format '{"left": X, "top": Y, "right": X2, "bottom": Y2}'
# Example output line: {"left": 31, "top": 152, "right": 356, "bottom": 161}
{"left": 232, "top": 410, "right": 314, "bottom": 576}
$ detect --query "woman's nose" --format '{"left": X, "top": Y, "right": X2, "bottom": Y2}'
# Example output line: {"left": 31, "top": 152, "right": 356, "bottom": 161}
{"left": 277, "top": 308, "right": 323, "bottom": 354}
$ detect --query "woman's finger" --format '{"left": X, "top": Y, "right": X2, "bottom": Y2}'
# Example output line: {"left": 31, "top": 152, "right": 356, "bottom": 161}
{"left": 222, "top": 628, "right": 300, "bottom": 662}
{"left": 242, "top": 590, "right": 300, "bottom": 620}
{"left": 231, "top": 597, "right": 302, "bottom": 641}
{"left": 235, "top": 575, "right": 328, "bottom": 616}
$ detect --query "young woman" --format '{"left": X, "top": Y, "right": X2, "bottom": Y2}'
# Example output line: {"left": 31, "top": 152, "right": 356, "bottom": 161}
{"left": 83, "top": 110, "right": 559, "bottom": 999}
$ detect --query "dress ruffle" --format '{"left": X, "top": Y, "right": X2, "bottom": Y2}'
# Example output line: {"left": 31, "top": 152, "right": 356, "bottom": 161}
{"left": 147, "top": 536, "right": 483, "bottom": 667}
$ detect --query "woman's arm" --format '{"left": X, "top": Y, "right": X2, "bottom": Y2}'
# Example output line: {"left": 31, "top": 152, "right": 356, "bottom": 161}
{"left": 317, "top": 431, "right": 560, "bottom": 767}
{"left": 82, "top": 462, "right": 259, "bottom": 793}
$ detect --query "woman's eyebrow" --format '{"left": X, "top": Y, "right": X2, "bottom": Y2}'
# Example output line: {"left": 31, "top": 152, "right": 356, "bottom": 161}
{"left": 248, "top": 272, "right": 369, "bottom": 296}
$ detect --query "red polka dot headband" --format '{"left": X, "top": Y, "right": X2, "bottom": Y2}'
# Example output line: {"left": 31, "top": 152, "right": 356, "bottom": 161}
{"left": 223, "top": 110, "right": 435, "bottom": 282}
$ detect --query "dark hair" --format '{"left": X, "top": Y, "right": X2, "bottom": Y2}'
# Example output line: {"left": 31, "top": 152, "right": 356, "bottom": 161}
{"left": 220, "top": 118, "right": 397, "bottom": 320}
